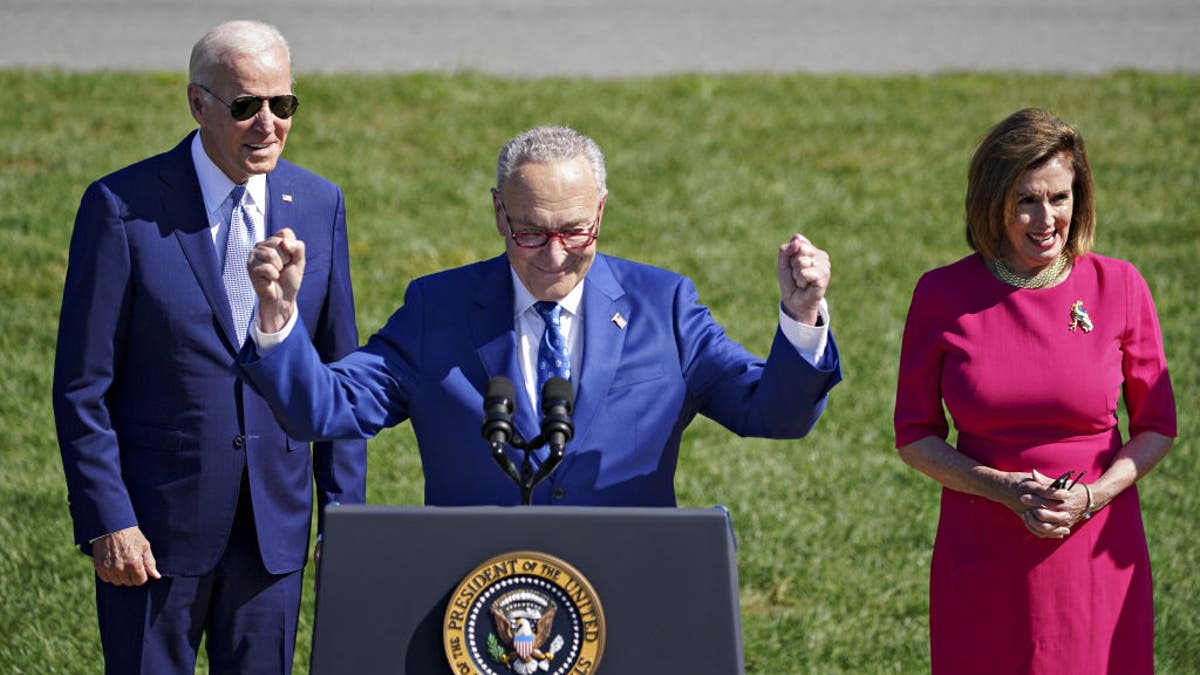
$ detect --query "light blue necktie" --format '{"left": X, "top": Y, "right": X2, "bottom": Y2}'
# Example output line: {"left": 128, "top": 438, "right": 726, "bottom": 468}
{"left": 222, "top": 185, "right": 256, "bottom": 344}
{"left": 534, "top": 301, "right": 570, "bottom": 402}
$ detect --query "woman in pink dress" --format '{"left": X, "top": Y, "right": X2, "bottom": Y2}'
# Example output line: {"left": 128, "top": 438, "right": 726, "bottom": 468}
{"left": 894, "top": 108, "right": 1177, "bottom": 673}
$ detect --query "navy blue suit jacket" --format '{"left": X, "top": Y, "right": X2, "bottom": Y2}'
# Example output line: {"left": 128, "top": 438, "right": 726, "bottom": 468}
{"left": 53, "top": 132, "right": 366, "bottom": 575}
{"left": 241, "top": 253, "right": 840, "bottom": 506}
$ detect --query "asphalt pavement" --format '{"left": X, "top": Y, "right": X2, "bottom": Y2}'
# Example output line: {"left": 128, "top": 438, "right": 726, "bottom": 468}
{"left": 2, "top": 0, "right": 1197, "bottom": 75}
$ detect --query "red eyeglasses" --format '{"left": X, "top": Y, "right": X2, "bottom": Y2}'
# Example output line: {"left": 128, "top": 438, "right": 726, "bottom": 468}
{"left": 495, "top": 197, "right": 600, "bottom": 249}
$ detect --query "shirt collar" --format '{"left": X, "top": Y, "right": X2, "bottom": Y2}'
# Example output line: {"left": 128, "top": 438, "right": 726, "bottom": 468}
{"left": 509, "top": 265, "right": 585, "bottom": 319}
{"left": 190, "top": 131, "right": 267, "bottom": 218}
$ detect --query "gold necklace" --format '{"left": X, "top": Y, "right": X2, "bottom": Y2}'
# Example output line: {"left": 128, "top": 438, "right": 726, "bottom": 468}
{"left": 987, "top": 254, "right": 1069, "bottom": 289}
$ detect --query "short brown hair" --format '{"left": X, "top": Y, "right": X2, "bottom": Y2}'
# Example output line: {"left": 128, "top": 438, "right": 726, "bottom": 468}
{"left": 965, "top": 108, "right": 1095, "bottom": 260}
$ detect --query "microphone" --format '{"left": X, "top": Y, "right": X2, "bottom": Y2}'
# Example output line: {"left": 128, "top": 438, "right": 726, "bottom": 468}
{"left": 528, "top": 377, "right": 573, "bottom": 490}
{"left": 482, "top": 377, "right": 522, "bottom": 486}
{"left": 539, "top": 376, "right": 574, "bottom": 452}
{"left": 481, "top": 376, "right": 516, "bottom": 447}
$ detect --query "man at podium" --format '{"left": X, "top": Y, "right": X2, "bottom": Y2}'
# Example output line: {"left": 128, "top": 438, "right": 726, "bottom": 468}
{"left": 239, "top": 125, "right": 842, "bottom": 506}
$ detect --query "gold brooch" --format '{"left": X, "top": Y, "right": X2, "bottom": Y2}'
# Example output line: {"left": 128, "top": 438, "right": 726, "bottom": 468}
{"left": 1069, "top": 300, "right": 1093, "bottom": 333}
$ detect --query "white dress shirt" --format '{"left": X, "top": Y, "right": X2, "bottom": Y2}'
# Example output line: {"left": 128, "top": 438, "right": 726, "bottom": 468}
{"left": 511, "top": 267, "right": 586, "bottom": 414}
{"left": 190, "top": 132, "right": 267, "bottom": 261}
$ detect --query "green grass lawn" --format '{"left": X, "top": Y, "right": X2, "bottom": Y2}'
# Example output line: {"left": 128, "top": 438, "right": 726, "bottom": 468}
{"left": 1, "top": 70, "right": 1196, "bottom": 673}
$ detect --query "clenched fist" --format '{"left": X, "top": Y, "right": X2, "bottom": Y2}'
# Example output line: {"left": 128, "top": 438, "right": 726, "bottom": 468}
{"left": 248, "top": 227, "right": 306, "bottom": 333}
{"left": 777, "top": 233, "right": 830, "bottom": 326}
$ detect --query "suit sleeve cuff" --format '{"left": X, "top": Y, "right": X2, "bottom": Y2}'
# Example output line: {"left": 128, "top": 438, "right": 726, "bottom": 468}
{"left": 778, "top": 298, "right": 830, "bottom": 367}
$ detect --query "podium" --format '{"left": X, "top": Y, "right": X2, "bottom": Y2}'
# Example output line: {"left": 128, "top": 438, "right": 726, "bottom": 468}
{"left": 311, "top": 505, "right": 745, "bottom": 674}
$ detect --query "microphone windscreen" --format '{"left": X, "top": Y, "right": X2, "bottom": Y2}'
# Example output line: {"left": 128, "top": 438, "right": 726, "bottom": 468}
{"left": 486, "top": 376, "right": 516, "bottom": 405}
{"left": 541, "top": 376, "right": 573, "bottom": 413}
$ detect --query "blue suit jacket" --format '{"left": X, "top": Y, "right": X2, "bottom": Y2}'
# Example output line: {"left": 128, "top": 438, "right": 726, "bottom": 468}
{"left": 241, "top": 253, "right": 840, "bottom": 506}
{"left": 53, "top": 132, "right": 367, "bottom": 575}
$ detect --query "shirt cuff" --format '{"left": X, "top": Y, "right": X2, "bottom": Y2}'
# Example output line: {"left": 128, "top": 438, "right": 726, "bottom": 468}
{"left": 250, "top": 307, "right": 299, "bottom": 354}
{"left": 778, "top": 298, "right": 830, "bottom": 367}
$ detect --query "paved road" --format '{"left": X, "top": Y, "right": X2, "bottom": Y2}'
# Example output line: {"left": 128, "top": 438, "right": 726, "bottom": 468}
{"left": 2, "top": 0, "right": 1197, "bottom": 76}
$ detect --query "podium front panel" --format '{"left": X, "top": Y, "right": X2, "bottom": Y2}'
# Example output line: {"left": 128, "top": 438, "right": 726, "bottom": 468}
{"left": 312, "top": 505, "right": 743, "bottom": 674}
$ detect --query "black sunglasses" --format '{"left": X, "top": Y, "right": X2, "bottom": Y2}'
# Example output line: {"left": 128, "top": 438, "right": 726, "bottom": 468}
{"left": 194, "top": 83, "right": 299, "bottom": 121}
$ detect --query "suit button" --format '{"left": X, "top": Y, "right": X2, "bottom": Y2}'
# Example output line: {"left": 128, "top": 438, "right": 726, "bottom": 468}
{"left": 232, "top": 435, "right": 246, "bottom": 450}
{"left": 552, "top": 487, "right": 566, "bottom": 500}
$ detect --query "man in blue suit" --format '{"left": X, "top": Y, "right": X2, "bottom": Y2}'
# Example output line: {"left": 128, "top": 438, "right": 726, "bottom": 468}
{"left": 241, "top": 125, "right": 839, "bottom": 507}
{"left": 52, "top": 20, "right": 366, "bottom": 674}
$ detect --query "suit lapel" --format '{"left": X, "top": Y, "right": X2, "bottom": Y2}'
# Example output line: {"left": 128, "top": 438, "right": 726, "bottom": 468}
{"left": 264, "top": 166, "right": 293, "bottom": 238}
{"left": 572, "top": 255, "right": 628, "bottom": 448}
{"left": 162, "top": 133, "right": 241, "bottom": 351}
{"left": 470, "top": 257, "right": 539, "bottom": 441}
{"left": 469, "top": 254, "right": 629, "bottom": 455}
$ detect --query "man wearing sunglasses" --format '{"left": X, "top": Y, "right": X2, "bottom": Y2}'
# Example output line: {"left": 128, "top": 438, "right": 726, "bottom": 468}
{"left": 242, "top": 125, "right": 840, "bottom": 508}
{"left": 53, "top": 20, "right": 365, "bottom": 674}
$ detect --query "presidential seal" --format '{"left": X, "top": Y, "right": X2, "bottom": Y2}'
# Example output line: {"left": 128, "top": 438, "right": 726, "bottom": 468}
{"left": 444, "top": 551, "right": 606, "bottom": 675}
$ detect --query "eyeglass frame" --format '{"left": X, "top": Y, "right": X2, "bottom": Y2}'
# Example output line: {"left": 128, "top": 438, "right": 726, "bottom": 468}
{"left": 193, "top": 82, "right": 300, "bottom": 121}
{"left": 492, "top": 190, "right": 603, "bottom": 250}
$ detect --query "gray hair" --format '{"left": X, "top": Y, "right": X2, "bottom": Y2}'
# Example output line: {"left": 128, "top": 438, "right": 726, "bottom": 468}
{"left": 188, "top": 20, "right": 292, "bottom": 85}
{"left": 495, "top": 126, "right": 607, "bottom": 195}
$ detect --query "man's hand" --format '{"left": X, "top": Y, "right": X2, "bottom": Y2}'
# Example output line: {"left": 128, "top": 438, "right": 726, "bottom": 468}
{"left": 249, "top": 227, "right": 306, "bottom": 333}
{"left": 777, "top": 234, "right": 830, "bottom": 326}
{"left": 93, "top": 526, "right": 161, "bottom": 586}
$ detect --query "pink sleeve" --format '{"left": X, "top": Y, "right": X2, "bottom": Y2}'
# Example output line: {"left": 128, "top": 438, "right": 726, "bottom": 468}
{"left": 894, "top": 273, "right": 951, "bottom": 448}
{"left": 1121, "top": 264, "right": 1177, "bottom": 437}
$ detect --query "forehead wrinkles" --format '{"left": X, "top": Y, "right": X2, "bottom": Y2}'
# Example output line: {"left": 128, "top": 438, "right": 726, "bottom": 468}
{"left": 513, "top": 195, "right": 596, "bottom": 226}
{"left": 1017, "top": 154, "right": 1073, "bottom": 193}
{"left": 504, "top": 161, "right": 600, "bottom": 226}
{"left": 217, "top": 50, "right": 292, "bottom": 94}
{"left": 1017, "top": 172, "right": 1073, "bottom": 199}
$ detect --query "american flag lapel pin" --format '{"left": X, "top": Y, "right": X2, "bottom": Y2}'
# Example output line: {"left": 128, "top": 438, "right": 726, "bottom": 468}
{"left": 611, "top": 312, "right": 627, "bottom": 329}
{"left": 281, "top": 194, "right": 294, "bottom": 202}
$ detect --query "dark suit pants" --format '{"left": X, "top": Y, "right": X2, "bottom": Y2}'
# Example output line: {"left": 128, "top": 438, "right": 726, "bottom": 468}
{"left": 94, "top": 479, "right": 304, "bottom": 674}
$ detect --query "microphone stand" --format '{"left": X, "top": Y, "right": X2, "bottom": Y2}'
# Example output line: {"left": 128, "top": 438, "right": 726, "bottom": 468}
{"left": 490, "top": 431, "right": 564, "bottom": 506}
{"left": 484, "top": 376, "right": 572, "bottom": 506}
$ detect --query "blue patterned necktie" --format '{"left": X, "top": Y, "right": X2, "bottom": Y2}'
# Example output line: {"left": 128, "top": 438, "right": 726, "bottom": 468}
{"left": 222, "top": 185, "right": 256, "bottom": 344}
{"left": 534, "top": 301, "right": 571, "bottom": 400}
